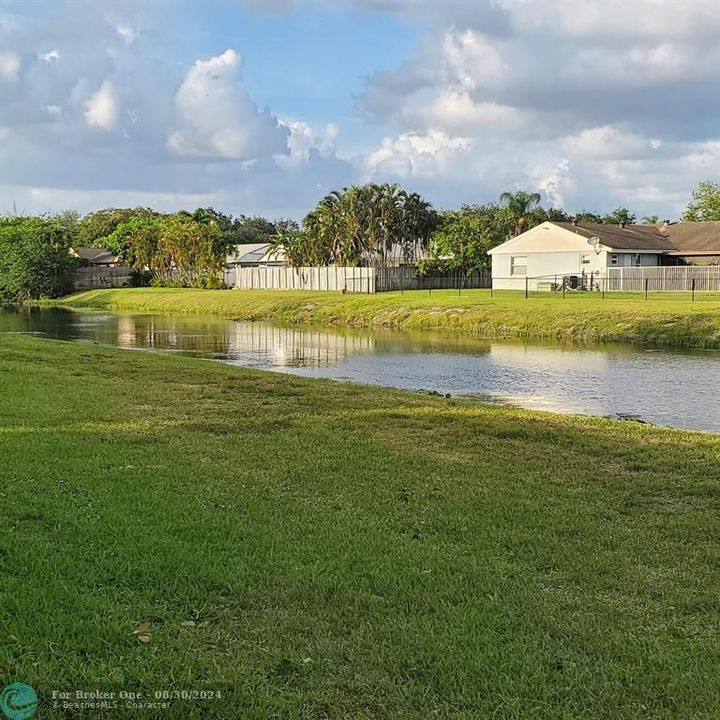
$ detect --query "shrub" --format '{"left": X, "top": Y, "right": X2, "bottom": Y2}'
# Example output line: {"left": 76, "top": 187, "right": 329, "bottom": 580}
{"left": 0, "top": 217, "right": 77, "bottom": 303}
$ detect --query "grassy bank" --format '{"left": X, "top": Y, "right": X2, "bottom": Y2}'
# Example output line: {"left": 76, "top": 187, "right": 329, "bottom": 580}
{"left": 1, "top": 334, "right": 719, "bottom": 718}
{"left": 54, "top": 287, "right": 720, "bottom": 347}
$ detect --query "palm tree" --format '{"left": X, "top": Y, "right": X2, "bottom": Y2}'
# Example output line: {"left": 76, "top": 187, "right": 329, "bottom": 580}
{"left": 499, "top": 190, "right": 542, "bottom": 236}
{"left": 401, "top": 191, "right": 436, "bottom": 263}
{"left": 292, "top": 184, "right": 436, "bottom": 268}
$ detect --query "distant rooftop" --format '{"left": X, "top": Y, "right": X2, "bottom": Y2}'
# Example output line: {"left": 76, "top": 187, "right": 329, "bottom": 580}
{"left": 551, "top": 221, "right": 719, "bottom": 253}
{"left": 70, "top": 247, "right": 120, "bottom": 265}
{"left": 227, "top": 243, "right": 285, "bottom": 265}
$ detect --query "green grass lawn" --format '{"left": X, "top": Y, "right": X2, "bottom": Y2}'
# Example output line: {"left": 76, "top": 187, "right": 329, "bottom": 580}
{"left": 1, "top": 335, "right": 719, "bottom": 719}
{"left": 54, "top": 287, "right": 720, "bottom": 348}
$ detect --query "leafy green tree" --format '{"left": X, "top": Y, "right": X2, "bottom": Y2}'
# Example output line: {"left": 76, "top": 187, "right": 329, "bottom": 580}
{"left": 159, "top": 215, "right": 225, "bottom": 287}
{"left": 420, "top": 204, "right": 512, "bottom": 275}
{"left": 107, "top": 216, "right": 162, "bottom": 276}
{"left": 269, "top": 226, "right": 314, "bottom": 267}
{"left": 0, "top": 216, "right": 78, "bottom": 302}
{"left": 682, "top": 181, "right": 720, "bottom": 221}
{"left": 186, "top": 210, "right": 298, "bottom": 255}
{"left": 274, "top": 219, "right": 300, "bottom": 235}
{"left": 276, "top": 184, "right": 437, "bottom": 268}
{"left": 575, "top": 211, "right": 604, "bottom": 224}
{"left": 54, "top": 210, "right": 81, "bottom": 242}
{"left": 108, "top": 213, "right": 226, "bottom": 287}
{"left": 544, "top": 208, "right": 571, "bottom": 222}
{"left": 186, "top": 207, "right": 237, "bottom": 244}
{"left": 641, "top": 215, "right": 659, "bottom": 224}
{"left": 602, "top": 207, "right": 637, "bottom": 225}
{"left": 235, "top": 215, "right": 279, "bottom": 244}
{"left": 187, "top": 208, "right": 279, "bottom": 245}
{"left": 78, "top": 207, "right": 157, "bottom": 249}
{"left": 499, "top": 190, "right": 542, "bottom": 236}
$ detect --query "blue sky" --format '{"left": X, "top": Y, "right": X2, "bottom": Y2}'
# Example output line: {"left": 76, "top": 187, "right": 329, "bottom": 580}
{"left": 1, "top": 0, "right": 718, "bottom": 219}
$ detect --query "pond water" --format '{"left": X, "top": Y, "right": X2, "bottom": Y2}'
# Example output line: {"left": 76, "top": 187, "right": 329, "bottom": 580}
{"left": 1, "top": 307, "right": 719, "bottom": 432}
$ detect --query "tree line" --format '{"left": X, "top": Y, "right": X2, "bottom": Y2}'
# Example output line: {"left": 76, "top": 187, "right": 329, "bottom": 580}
{"left": 270, "top": 181, "right": 718, "bottom": 277}
{"left": 0, "top": 208, "right": 295, "bottom": 302}
{"left": 1, "top": 180, "right": 717, "bottom": 302}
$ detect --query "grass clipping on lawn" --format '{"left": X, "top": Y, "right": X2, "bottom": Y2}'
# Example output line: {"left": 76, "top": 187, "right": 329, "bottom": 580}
{"left": 1, "top": 334, "right": 719, "bottom": 719}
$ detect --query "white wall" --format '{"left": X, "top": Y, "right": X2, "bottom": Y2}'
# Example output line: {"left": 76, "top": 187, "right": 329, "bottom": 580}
{"left": 490, "top": 223, "right": 605, "bottom": 289}
{"left": 491, "top": 250, "right": 605, "bottom": 289}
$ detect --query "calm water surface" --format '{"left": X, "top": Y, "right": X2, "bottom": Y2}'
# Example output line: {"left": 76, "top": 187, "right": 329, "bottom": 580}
{"left": 2, "top": 307, "right": 718, "bottom": 432}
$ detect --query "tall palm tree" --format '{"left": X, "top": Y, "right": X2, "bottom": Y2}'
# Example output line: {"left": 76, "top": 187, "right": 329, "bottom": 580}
{"left": 401, "top": 191, "right": 435, "bottom": 263}
{"left": 293, "top": 184, "right": 436, "bottom": 268}
{"left": 375, "top": 184, "right": 403, "bottom": 265}
{"left": 499, "top": 190, "right": 542, "bottom": 236}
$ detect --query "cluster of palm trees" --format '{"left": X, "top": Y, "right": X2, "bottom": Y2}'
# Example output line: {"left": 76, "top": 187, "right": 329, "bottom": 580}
{"left": 272, "top": 184, "right": 438, "bottom": 268}
{"left": 270, "top": 184, "right": 669, "bottom": 271}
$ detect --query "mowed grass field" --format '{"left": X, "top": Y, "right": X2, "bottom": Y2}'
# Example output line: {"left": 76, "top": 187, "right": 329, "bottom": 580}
{"left": 1, "top": 333, "right": 719, "bottom": 718}
{"left": 55, "top": 287, "right": 720, "bottom": 348}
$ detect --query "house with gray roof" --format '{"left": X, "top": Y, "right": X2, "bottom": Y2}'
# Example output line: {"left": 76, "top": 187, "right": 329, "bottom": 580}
{"left": 223, "top": 243, "right": 286, "bottom": 287}
{"left": 69, "top": 247, "right": 132, "bottom": 289}
{"left": 69, "top": 247, "right": 124, "bottom": 267}
{"left": 225, "top": 243, "right": 285, "bottom": 268}
{"left": 488, "top": 220, "right": 719, "bottom": 289}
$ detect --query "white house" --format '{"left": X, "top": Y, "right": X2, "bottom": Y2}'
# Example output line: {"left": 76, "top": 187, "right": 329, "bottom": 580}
{"left": 488, "top": 220, "right": 720, "bottom": 290}
{"left": 223, "top": 243, "right": 286, "bottom": 288}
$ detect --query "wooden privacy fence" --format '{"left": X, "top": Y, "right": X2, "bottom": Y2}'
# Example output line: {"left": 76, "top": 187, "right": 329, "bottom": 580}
{"left": 227, "top": 264, "right": 719, "bottom": 294}
{"left": 226, "top": 265, "right": 493, "bottom": 294}
{"left": 228, "top": 266, "right": 376, "bottom": 293}
{"left": 605, "top": 266, "right": 720, "bottom": 292}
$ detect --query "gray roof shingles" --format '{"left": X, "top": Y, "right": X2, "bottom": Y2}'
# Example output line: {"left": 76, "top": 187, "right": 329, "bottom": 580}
{"left": 551, "top": 221, "right": 719, "bottom": 253}
{"left": 72, "top": 247, "right": 119, "bottom": 264}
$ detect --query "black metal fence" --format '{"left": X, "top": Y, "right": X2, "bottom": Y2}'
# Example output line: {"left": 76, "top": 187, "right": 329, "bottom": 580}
{"left": 74, "top": 266, "right": 134, "bottom": 289}
{"left": 372, "top": 267, "right": 491, "bottom": 293}
{"left": 491, "top": 271, "right": 720, "bottom": 301}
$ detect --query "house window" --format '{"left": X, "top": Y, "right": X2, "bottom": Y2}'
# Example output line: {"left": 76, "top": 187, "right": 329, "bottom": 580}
{"left": 634, "top": 254, "right": 642, "bottom": 266}
{"left": 511, "top": 256, "right": 527, "bottom": 276}
{"left": 610, "top": 254, "right": 619, "bottom": 265}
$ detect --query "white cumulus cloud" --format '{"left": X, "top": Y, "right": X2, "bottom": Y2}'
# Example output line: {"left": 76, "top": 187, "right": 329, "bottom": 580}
{"left": 0, "top": 51, "right": 21, "bottom": 81}
{"left": 167, "top": 49, "right": 289, "bottom": 161}
{"left": 365, "top": 131, "right": 471, "bottom": 178}
{"left": 84, "top": 80, "right": 119, "bottom": 130}
{"left": 442, "top": 29, "right": 506, "bottom": 90}
{"left": 276, "top": 119, "right": 338, "bottom": 167}
{"left": 532, "top": 159, "right": 572, "bottom": 208}
{"left": 563, "top": 126, "right": 658, "bottom": 160}
{"left": 423, "top": 90, "right": 535, "bottom": 135}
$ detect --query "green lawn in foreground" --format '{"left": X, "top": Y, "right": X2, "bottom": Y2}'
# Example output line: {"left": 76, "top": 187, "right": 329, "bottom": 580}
{"left": 1, "top": 335, "right": 719, "bottom": 718}
{"left": 54, "top": 287, "right": 720, "bottom": 348}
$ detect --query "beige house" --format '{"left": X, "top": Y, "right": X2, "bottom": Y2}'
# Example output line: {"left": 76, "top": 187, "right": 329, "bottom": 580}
{"left": 489, "top": 221, "right": 719, "bottom": 289}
